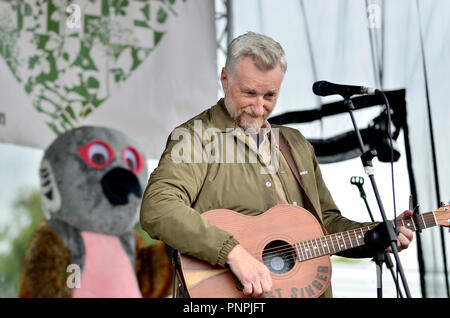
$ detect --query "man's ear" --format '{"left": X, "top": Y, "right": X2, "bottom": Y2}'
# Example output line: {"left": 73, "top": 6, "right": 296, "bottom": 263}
{"left": 220, "top": 67, "right": 228, "bottom": 92}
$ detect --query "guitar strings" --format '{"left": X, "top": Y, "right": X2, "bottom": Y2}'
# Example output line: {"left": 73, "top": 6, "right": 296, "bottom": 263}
{"left": 256, "top": 226, "right": 375, "bottom": 261}
{"left": 259, "top": 230, "right": 367, "bottom": 261}
{"left": 258, "top": 237, "right": 345, "bottom": 263}
{"left": 258, "top": 216, "right": 428, "bottom": 261}
{"left": 253, "top": 214, "right": 435, "bottom": 263}
{"left": 260, "top": 213, "right": 433, "bottom": 258}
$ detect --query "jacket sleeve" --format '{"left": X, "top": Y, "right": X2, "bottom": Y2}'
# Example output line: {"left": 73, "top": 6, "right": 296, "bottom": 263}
{"left": 139, "top": 128, "right": 238, "bottom": 267}
{"left": 309, "top": 143, "right": 376, "bottom": 258}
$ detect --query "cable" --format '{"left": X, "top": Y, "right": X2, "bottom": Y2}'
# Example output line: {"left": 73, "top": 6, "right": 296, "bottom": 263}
{"left": 375, "top": 89, "right": 400, "bottom": 297}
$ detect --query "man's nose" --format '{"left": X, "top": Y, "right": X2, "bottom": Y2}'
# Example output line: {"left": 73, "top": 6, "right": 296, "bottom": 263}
{"left": 252, "top": 96, "right": 265, "bottom": 116}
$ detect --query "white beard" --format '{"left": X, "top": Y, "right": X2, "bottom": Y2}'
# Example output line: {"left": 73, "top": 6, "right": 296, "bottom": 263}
{"left": 224, "top": 96, "right": 268, "bottom": 133}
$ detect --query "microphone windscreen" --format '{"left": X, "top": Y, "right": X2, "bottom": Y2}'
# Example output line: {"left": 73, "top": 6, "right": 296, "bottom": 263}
{"left": 312, "top": 81, "right": 326, "bottom": 96}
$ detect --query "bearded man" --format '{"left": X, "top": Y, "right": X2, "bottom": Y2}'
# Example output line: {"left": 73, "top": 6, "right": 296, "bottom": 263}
{"left": 140, "top": 32, "right": 413, "bottom": 298}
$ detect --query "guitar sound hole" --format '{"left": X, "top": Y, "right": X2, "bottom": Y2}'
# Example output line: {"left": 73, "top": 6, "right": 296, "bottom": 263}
{"left": 262, "top": 240, "right": 295, "bottom": 274}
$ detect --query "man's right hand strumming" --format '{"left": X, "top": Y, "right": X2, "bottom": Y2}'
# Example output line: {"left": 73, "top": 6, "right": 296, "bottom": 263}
{"left": 226, "top": 244, "right": 272, "bottom": 297}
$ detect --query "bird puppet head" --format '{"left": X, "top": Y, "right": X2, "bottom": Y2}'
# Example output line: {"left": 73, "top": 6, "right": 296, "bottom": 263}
{"left": 38, "top": 126, "right": 148, "bottom": 236}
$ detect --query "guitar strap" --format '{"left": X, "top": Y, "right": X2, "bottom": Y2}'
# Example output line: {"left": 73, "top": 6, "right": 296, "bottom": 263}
{"left": 278, "top": 133, "right": 328, "bottom": 235}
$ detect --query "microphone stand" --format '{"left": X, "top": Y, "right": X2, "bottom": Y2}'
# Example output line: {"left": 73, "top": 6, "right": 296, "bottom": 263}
{"left": 350, "top": 176, "right": 404, "bottom": 298}
{"left": 343, "top": 95, "right": 412, "bottom": 298}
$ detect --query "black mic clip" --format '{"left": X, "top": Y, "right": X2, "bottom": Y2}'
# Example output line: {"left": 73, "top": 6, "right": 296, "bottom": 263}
{"left": 350, "top": 176, "right": 365, "bottom": 198}
{"left": 361, "top": 149, "right": 377, "bottom": 168}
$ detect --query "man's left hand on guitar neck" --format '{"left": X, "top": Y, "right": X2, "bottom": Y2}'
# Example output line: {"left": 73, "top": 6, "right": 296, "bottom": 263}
{"left": 385, "top": 209, "right": 414, "bottom": 253}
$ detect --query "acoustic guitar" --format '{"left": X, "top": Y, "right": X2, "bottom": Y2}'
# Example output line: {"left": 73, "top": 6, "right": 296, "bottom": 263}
{"left": 178, "top": 204, "right": 450, "bottom": 298}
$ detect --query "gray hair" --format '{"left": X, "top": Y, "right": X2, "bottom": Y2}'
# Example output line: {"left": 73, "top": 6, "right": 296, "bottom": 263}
{"left": 225, "top": 32, "right": 287, "bottom": 77}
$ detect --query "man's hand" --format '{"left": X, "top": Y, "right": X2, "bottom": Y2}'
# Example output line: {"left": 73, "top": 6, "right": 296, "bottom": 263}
{"left": 385, "top": 210, "right": 414, "bottom": 253}
{"left": 226, "top": 244, "right": 272, "bottom": 297}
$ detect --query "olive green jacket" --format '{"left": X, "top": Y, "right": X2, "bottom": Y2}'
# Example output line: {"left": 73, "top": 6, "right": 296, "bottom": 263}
{"left": 140, "top": 99, "right": 374, "bottom": 297}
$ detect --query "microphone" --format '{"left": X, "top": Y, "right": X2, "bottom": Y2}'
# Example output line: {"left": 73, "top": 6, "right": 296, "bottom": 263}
{"left": 312, "top": 81, "right": 377, "bottom": 98}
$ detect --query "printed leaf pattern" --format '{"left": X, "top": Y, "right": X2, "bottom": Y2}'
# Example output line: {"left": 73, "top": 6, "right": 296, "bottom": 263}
{"left": 0, "top": 0, "right": 186, "bottom": 135}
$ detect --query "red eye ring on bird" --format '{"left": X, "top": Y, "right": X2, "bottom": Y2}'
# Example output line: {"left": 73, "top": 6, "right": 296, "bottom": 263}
{"left": 77, "top": 140, "right": 115, "bottom": 169}
{"left": 122, "top": 146, "right": 144, "bottom": 174}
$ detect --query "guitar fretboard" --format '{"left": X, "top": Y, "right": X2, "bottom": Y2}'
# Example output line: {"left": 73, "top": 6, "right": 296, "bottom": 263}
{"left": 293, "top": 212, "right": 437, "bottom": 262}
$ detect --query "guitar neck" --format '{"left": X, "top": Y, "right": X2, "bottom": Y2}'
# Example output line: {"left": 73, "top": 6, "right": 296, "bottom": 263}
{"left": 294, "top": 211, "right": 438, "bottom": 262}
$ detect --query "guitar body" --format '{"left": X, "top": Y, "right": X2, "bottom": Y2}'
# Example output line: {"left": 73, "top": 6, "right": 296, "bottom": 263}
{"left": 179, "top": 204, "right": 332, "bottom": 298}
